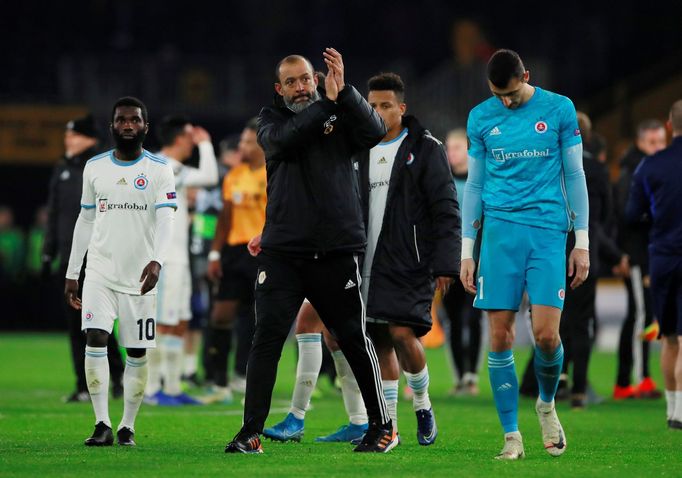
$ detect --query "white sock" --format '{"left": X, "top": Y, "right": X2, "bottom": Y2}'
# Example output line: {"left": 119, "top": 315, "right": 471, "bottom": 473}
{"left": 162, "top": 335, "right": 184, "bottom": 396}
{"left": 673, "top": 391, "right": 682, "bottom": 422}
{"left": 85, "top": 346, "right": 111, "bottom": 427}
{"left": 183, "top": 353, "right": 197, "bottom": 377}
{"left": 382, "top": 379, "right": 399, "bottom": 433}
{"left": 119, "top": 355, "right": 149, "bottom": 432}
{"left": 665, "top": 390, "right": 676, "bottom": 420}
{"left": 332, "top": 350, "right": 367, "bottom": 425}
{"left": 289, "top": 334, "right": 322, "bottom": 420}
{"left": 144, "top": 346, "right": 162, "bottom": 396}
{"left": 404, "top": 366, "right": 432, "bottom": 411}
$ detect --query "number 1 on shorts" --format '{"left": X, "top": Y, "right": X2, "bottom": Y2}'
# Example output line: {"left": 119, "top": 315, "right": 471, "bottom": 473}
{"left": 478, "top": 276, "right": 484, "bottom": 300}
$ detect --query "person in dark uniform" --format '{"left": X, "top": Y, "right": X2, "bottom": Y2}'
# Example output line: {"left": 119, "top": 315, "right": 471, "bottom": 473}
{"left": 225, "top": 50, "right": 394, "bottom": 454}
{"left": 559, "top": 112, "right": 626, "bottom": 408}
{"left": 442, "top": 128, "right": 483, "bottom": 396}
{"left": 626, "top": 99, "right": 682, "bottom": 428}
{"left": 614, "top": 119, "right": 667, "bottom": 399}
{"left": 43, "top": 114, "right": 124, "bottom": 403}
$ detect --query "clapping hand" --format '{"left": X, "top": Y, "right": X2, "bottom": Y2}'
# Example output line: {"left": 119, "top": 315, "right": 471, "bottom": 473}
{"left": 323, "top": 48, "right": 345, "bottom": 101}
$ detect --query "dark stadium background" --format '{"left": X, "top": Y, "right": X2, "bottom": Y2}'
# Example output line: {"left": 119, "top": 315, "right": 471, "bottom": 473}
{"left": 0, "top": 0, "right": 680, "bottom": 328}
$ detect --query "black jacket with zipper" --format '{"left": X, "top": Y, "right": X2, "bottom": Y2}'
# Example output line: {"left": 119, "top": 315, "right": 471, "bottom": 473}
{"left": 358, "top": 116, "right": 461, "bottom": 336}
{"left": 43, "top": 147, "right": 100, "bottom": 267}
{"left": 614, "top": 145, "right": 649, "bottom": 270}
{"left": 565, "top": 150, "right": 622, "bottom": 274}
{"left": 257, "top": 85, "right": 386, "bottom": 256}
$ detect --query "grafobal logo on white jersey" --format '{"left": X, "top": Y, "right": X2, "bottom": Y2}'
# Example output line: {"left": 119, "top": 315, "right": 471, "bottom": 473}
{"left": 99, "top": 201, "right": 149, "bottom": 212}
{"left": 491, "top": 148, "right": 550, "bottom": 163}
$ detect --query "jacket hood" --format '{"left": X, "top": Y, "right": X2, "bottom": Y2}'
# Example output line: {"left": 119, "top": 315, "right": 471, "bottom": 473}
{"left": 401, "top": 115, "right": 427, "bottom": 140}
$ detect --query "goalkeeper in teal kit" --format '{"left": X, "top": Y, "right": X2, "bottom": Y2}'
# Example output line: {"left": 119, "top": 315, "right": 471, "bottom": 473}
{"left": 460, "top": 49, "right": 590, "bottom": 460}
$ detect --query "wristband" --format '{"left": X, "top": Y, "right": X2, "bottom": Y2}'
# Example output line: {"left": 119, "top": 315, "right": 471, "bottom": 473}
{"left": 208, "top": 250, "right": 221, "bottom": 261}
{"left": 461, "top": 237, "right": 475, "bottom": 261}
{"left": 574, "top": 229, "right": 589, "bottom": 250}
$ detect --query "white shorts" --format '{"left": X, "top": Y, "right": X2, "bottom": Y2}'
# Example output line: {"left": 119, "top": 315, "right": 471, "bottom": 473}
{"left": 361, "top": 276, "right": 387, "bottom": 325}
{"left": 81, "top": 279, "right": 157, "bottom": 349}
{"left": 156, "top": 262, "right": 192, "bottom": 326}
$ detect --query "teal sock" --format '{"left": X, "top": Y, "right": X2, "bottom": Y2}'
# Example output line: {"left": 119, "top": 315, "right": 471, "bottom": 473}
{"left": 534, "top": 343, "right": 564, "bottom": 403}
{"left": 488, "top": 350, "right": 518, "bottom": 433}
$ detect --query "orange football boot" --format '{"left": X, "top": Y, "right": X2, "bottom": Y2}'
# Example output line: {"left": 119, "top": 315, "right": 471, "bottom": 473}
{"left": 635, "top": 377, "right": 662, "bottom": 399}
{"left": 613, "top": 384, "right": 637, "bottom": 400}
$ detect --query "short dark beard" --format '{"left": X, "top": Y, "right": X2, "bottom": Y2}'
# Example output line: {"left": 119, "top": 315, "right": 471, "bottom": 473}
{"left": 284, "top": 89, "right": 321, "bottom": 113}
{"left": 112, "top": 129, "right": 147, "bottom": 156}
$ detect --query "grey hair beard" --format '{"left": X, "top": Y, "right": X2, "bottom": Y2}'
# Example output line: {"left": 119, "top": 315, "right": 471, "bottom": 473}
{"left": 284, "top": 89, "right": 322, "bottom": 113}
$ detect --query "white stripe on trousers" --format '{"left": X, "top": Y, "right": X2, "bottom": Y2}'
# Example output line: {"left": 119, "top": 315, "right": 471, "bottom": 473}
{"left": 353, "top": 254, "right": 389, "bottom": 424}
{"left": 630, "top": 265, "right": 646, "bottom": 383}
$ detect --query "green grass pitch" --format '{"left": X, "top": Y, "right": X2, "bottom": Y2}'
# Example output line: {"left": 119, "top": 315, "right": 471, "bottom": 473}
{"left": 0, "top": 333, "right": 680, "bottom": 477}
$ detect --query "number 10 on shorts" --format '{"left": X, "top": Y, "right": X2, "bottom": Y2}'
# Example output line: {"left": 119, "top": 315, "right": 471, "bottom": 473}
{"left": 137, "top": 318, "right": 155, "bottom": 340}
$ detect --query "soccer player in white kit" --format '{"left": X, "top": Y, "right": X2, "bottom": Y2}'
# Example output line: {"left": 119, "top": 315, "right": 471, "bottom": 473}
{"left": 143, "top": 116, "right": 218, "bottom": 406}
{"left": 65, "top": 97, "right": 177, "bottom": 447}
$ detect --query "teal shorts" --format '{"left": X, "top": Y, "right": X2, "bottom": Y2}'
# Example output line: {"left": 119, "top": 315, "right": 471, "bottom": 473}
{"left": 474, "top": 216, "right": 567, "bottom": 311}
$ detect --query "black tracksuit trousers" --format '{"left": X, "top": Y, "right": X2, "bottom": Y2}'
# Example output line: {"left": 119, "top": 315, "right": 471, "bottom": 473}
{"left": 616, "top": 268, "right": 653, "bottom": 387}
{"left": 442, "top": 281, "right": 482, "bottom": 380}
{"left": 559, "top": 273, "right": 597, "bottom": 395}
{"left": 242, "top": 251, "right": 388, "bottom": 434}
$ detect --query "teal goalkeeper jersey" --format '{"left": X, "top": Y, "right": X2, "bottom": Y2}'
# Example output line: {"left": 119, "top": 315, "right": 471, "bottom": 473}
{"left": 466, "top": 87, "right": 582, "bottom": 232}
